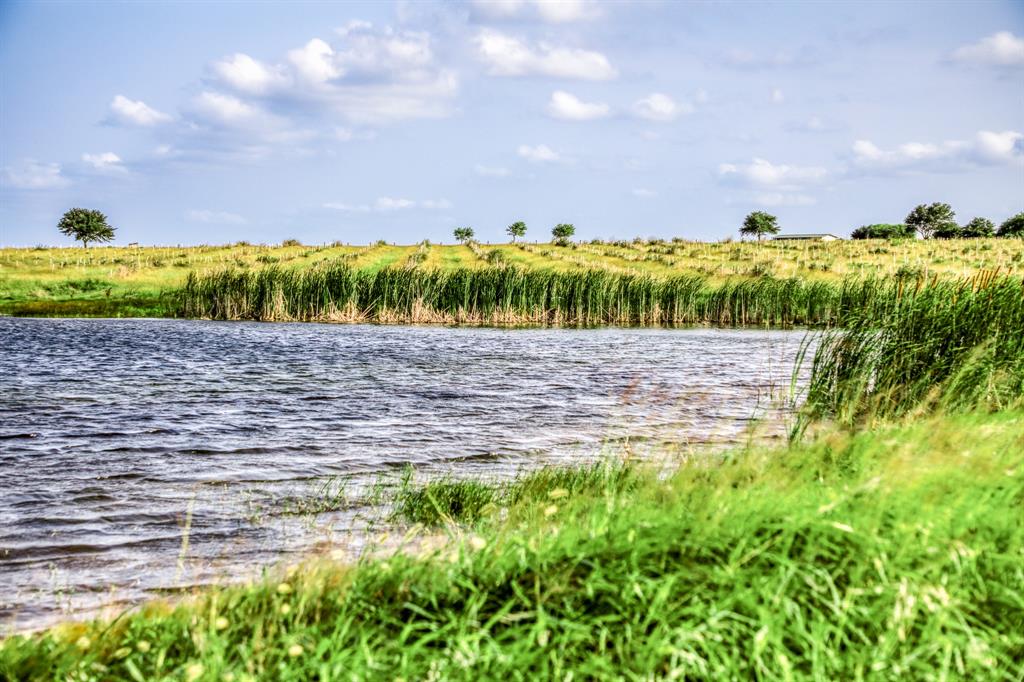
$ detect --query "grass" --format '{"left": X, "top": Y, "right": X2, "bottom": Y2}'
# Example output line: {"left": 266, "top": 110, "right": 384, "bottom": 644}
{"left": 2, "top": 237, "right": 1021, "bottom": 318}
{"left": 801, "top": 271, "right": 1024, "bottom": 425}
{"left": 2, "top": 410, "right": 1021, "bottom": 680}
{"left": 178, "top": 261, "right": 919, "bottom": 326}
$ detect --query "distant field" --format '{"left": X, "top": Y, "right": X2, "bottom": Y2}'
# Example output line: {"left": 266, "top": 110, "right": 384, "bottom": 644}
{"left": 1, "top": 238, "right": 1021, "bottom": 317}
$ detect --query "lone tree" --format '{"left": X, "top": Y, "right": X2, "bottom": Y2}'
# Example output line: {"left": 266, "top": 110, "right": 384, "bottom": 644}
{"left": 997, "top": 212, "right": 1024, "bottom": 237}
{"left": 961, "top": 217, "right": 995, "bottom": 239}
{"left": 453, "top": 226, "right": 475, "bottom": 243}
{"left": 58, "top": 208, "right": 115, "bottom": 247}
{"left": 551, "top": 223, "right": 575, "bottom": 244}
{"left": 905, "top": 203, "right": 956, "bottom": 239}
{"left": 506, "top": 221, "right": 527, "bottom": 243}
{"left": 740, "top": 211, "right": 779, "bottom": 241}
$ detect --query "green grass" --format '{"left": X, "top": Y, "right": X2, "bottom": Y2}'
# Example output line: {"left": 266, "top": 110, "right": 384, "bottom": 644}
{"left": 3, "top": 238, "right": 1021, "bottom": 318}
{"left": 801, "top": 271, "right": 1024, "bottom": 425}
{"left": 179, "top": 261, "right": 908, "bottom": 327}
{"left": 3, "top": 410, "right": 1021, "bottom": 680}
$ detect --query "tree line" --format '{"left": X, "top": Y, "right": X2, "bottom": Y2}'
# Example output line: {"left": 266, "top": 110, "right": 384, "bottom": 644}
{"left": 738, "top": 204, "right": 1024, "bottom": 241}
{"left": 453, "top": 222, "right": 575, "bottom": 245}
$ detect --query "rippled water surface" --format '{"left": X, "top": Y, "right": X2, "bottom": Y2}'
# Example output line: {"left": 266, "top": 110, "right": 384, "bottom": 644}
{"left": 0, "top": 318, "right": 808, "bottom": 631}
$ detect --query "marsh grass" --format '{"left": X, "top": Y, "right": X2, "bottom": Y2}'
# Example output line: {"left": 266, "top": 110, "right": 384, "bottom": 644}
{"left": 178, "top": 262, "right": 900, "bottom": 327}
{"left": 802, "top": 271, "right": 1024, "bottom": 425}
{"left": 3, "top": 411, "right": 1021, "bottom": 679}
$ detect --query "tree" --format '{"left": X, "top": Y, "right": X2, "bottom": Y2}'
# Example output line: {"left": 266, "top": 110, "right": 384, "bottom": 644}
{"left": 933, "top": 223, "right": 962, "bottom": 239}
{"left": 961, "top": 217, "right": 995, "bottom": 239}
{"left": 905, "top": 203, "right": 956, "bottom": 239}
{"left": 740, "top": 211, "right": 779, "bottom": 241}
{"left": 551, "top": 223, "right": 575, "bottom": 244}
{"left": 57, "top": 208, "right": 115, "bottom": 247}
{"left": 453, "top": 226, "right": 475, "bottom": 243}
{"left": 850, "top": 223, "right": 914, "bottom": 240}
{"left": 506, "top": 221, "right": 527, "bottom": 243}
{"left": 997, "top": 212, "right": 1024, "bottom": 237}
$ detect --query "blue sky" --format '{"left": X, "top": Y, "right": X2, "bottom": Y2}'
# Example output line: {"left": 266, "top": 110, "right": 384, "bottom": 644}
{"left": 1, "top": 0, "right": 1022, "bottom": 246}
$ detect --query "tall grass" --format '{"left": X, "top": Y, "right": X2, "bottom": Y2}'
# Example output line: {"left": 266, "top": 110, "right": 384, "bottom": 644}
{"left": 802, "top": 271, "right": 1024, "bottom": 424}
{"left": 3, "top": 410, "right": 1021, "bottom": 679}
{"left": 178, "top": 261, "right": 896, "bottom": 326}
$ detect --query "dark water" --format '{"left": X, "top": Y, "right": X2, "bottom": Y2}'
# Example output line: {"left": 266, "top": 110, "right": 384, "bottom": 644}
{"left": 0, "top": 318, "right": 809, "bottom": 631}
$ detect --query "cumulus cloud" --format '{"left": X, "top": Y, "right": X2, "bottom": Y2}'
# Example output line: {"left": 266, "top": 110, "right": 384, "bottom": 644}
{"left": 475, "top": 29, "right": 615, "bottom": 80}
{"left": 547, "top": 90, "right": 609, "bottom": 120}
{"left": 2, "top": 159, "right": 69, "bottom": 189}
{"left": 186, "top": 209, "right": 247, "bottom": 224}
{"left": 718, "top": 157, "right": 828, "bottom": 190}
{"left": 951, "top": 31, "right": 1024, "bottom": 66}
{"left": 470, "top": 0, "right": 599, "bottom": 23}
{"left": 108, "top": 95, "right": 172, "bottom": 126}
{"left": 211, "top": 53, "right": 289, "bottom": 94}
{"left": 191, "top": 91, "right": 273, "bottom": 127}
{"left": 631, "top": 188, "right": 656, "bottom": 198}
{"left": 517, "top": 144, "right": 560, "bottom": 163}
{"left": 632, "top": 93, "right": 693, "bottom": 122}
{"left": 851, "top": 130, "right": 1024, "bottom": 171}
{"left": 206, "top": 23, "right": 457, "bottom": 124}
{"left": 82, "top": 152, "right": 126, "bottom": 173}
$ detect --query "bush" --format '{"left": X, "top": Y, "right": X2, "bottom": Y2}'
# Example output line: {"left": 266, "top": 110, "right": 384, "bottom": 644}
{"left": 850, "top": 224, "right": 914, "bottom": 239}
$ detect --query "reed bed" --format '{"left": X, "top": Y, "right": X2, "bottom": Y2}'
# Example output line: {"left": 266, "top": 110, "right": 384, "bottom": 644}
{"left": 803, "top": 271, "right": 1024, "bottom": 424}
{"left": 178, "top": 262, "right": 896, "bottom": 327}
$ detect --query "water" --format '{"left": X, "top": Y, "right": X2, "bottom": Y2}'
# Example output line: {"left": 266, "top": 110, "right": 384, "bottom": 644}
{"left": 0, "top": 318, "right": 809, "bottom": 631}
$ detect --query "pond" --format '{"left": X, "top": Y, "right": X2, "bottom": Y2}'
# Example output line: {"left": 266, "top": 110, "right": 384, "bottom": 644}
{"left": 0, "top": 318, "right": 810, "bottom": 631}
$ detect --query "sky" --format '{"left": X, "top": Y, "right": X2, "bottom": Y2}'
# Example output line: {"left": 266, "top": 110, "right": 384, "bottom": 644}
{"left": 1, "top": 0, "right": 1022, "bottom": 246}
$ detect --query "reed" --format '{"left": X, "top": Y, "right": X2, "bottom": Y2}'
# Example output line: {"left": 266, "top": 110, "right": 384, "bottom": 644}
{"left": 802, "top": 271, "right": 1024, "bottom": 424}
{"left": 177, "top": 262, "right": 897, "bottom": 327}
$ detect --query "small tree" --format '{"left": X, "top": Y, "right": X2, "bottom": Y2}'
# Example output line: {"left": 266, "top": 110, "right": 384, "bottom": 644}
{"left": 740, "top": 211, "right": 779, "bottom": 241}
{"left": 453, "top": 226, "right": 475, "bottom": 243}
{"left": 506, "top": 221, "right": 527, "bottom": 243}
{"left": 961, "top": 217, "right": 995, "bottom": 239}
{"left": 997, "top": 212, "right": 1024, "bottom": 237}
{"left": 551, "top": 223, "right": 575, "bottom": 244}
{"left": 905, "top": 203, "right": 956, "bottom": 239}
{"left": 58, "top": 208, "right": 115, "bottom": 247}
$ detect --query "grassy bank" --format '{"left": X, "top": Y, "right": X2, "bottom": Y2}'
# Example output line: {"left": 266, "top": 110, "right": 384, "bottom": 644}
{"left": 3, "top": 238, "right": 1021, "bottom": 318}
{"left": 2, "top": 410, "right": 1021, "bottom": 680}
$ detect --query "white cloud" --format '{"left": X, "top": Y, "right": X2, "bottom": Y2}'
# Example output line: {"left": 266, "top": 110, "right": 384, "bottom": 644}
{"left": 470, "top": 0, "right": 599, "bottom": 23}
{"left": 771, "top": 88, "right": 785, "bottom": 104}
{"left": 951, "top": 31, "right": 1024, "bottom": 66}
{"left": 212, "top": 53, "right": 289, "bottom": 94}
{"left": 633, "top": 93, "right": 692, "bottom": 122}
{"left": 324, "top": 197, "right": 450, "bottom": 212}
{"left": 718, "top": 157, "right": 827, "bottom": 190}
{"left": 82, "top": 152, "right": 126, "bottom": 173}
{"left": 631, "top": 188, "right": 656, "bottom": 198}
{"left": 475, "top": 29, "right": 615, "bottom": 80}
{"left": 852, "top": 130, "right": 1023, "bottom": 171}
{"left": 475, "top": 164, "right": 511, "bottom": 177}
{"left": 288, "top": 38, "right": 341, "bottom": 85}
{"left": 2, "top": 159, "right": 69, "bottom": 189}
{"left": 517, "top": 144, "right": 560, "bottom": 163}
{"left": 547, "top": 90, "right": 609, "bottom": 120}
{"left": 206, "top": 24, "right": 457, "bottom": 124}
{"left": 109, "top": 95, "right": 172, "bottom": 126}
{"left": 375, "top": 196, "right": 416, "bottom": 211}
{"left": 754, "top": 192, "right": 816, "bottom": 207}
{"left": 192, "top": 91, "right": 270, "bottom": 127}
{"left": 186, "top": 209, "right": 247, "bottom": 224}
